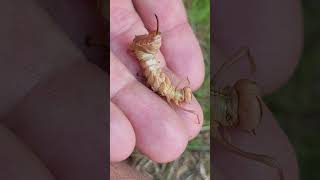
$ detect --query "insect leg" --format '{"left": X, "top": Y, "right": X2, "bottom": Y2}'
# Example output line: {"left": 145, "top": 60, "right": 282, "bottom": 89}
{"left": 176, "top": 76, "right": 191, "bottom": 88}
{"left": 221, "top": 127, "right": 232, "bottom": 143}
{"left": 179, "top": 107, "right": 200, "bottom": 124}
{"left": 212, "top": 47, "right": 256, "bottom": 85}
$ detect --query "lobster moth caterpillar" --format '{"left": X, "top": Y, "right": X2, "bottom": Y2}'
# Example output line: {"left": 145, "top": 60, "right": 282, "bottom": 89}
{"left": 129, "top": 14, "right": 199, "bottom": 123}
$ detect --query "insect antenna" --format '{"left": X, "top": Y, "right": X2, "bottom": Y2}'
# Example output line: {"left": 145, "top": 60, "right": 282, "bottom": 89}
{"left": 154, "top": 14, "right": 159, "bottom": 34}
{"left": 180, "top": 107, "right": 200, "bottom": 124}
{"left": 212, "top": 47, "right": 256, "bottom": 86}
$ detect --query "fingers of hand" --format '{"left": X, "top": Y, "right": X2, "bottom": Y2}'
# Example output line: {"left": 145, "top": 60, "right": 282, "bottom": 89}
{"left": 111, "top": 53, "right": 189, "bottom": 163}
{"left": 110, "top": 102, "right": 136, "bottom": 162}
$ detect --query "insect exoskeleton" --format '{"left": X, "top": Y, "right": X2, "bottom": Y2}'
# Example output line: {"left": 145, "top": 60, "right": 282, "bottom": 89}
{"left": 129, "top": 14, "right": 198, "bottom": 123}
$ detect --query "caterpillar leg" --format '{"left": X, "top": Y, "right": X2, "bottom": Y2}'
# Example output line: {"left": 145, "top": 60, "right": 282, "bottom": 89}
{"left": 221, "top": 127, "right": 232, "bottom": 143}
{"left": 166, "top": 100, "right": 200, "bottom": 124}
{"left": 212, "top": 47, "right": 256, "bottom": 85}
{"left": 179, "top": 107, "right": 200, "bottom": 124}
{"left": 176, "top": 76, "right": 191, "bottom": 88}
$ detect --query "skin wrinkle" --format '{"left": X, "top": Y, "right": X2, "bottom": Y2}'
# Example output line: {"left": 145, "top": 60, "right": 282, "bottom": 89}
{"left": 110, "top": 52, "right": 136, "bottom": 98}
{"left": 111, "top": 80, "right": 137, "bottom": 101}
{"left": 110, "top": 7, "right": 141, "bottom": 40}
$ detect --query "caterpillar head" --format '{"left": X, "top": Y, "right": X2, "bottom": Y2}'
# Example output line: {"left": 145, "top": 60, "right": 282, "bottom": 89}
{"left": 146, "top": 31, "right": 162, "bottom": 54}
{"left": 183, "top": 87, "right": 192, "bottom": 103}
{"left": 131, "top": 14, "right": 162, "bottom": 54}
{"left": 146, "top": 14, "right": 162, "bottom": 53}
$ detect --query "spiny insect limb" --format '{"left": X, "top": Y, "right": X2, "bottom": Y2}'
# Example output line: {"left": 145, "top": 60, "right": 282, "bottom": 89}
{"left": 154, "top": 14, "right": 159, "bottom": 34}
{"left": 179, "top": 106, "right": 200, "bottom": 124}
{"left": 221, "top": 127, "right": 232, "bottom": 143}
{"left": 167, "top": 99, "right": 200, "bottom": 124}
{"left": 212, "top": 47, "right": 255, "bottom": 85}
{"left": 256, "top": 95, "right": 264, "bottom": 123}
{"left": 175, "top": 76, "right": 191, "bottom": 89}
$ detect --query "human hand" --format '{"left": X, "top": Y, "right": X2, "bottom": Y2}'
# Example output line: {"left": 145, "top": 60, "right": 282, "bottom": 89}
{"left": 110, "top": 0, "right": 205, "bottom": 163}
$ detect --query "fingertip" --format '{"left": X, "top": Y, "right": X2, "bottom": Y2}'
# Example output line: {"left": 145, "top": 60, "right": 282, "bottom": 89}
{"left": 110, "top": 102, "right": 136, "bottom": 162}
{"left": 175, "top": 97, "right": 204, "bottom": 140}
{"left": 161, "top": 24, "right": 205, "bottom": 90}
{"left": 112, "top": 82, "right": 190, "bottom": 163}
{"left": 143, "top": 126, "right": 188, "bottom": 163}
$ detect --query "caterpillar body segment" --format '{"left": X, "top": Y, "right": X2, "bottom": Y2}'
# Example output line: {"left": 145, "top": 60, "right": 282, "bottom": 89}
{"left": 129, "top": 15, "right": 197, "bottom": 122}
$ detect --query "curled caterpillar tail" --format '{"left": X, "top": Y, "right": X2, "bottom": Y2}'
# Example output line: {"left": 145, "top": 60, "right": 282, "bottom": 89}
{"left": 129, "top": 14, "right": 199, "bottom": 123}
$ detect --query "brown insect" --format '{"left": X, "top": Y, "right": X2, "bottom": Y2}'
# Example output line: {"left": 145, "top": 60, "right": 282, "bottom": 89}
{"left": 129, "top": 14, "right": 199, "bottom": 123}
{"left": 212, "top": 48, "right": 284, "bottom": 180}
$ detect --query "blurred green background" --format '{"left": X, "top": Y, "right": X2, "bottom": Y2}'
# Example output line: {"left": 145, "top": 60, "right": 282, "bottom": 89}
{"left": 264, "top": 1, "right": 320, "bottom": 179}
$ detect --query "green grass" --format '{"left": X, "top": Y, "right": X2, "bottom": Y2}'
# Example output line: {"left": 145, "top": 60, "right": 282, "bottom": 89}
{"left": 263, "top": 1, "right": 320, "bottom": 180}
{"left": 185, "top": 0, "right": 210, "bottom": 151}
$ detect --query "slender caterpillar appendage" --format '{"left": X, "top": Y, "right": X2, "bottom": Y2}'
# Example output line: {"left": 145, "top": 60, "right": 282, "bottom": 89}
{"left": 129, "top": 14, "right": 200, "bottom": 124}
{"left": 180, "top": 107, "right": 200, "bottom": 124}
{"left": 167, "top": 98, "right": 200, "bottom": 124}
{"left": 213, "top": 47, "right": 256, "bottom": 86}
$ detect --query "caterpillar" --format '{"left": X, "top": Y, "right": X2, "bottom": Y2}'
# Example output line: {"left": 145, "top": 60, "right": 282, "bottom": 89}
{"left": 129, "top": 15, "right": 198, "bottom": 123}
{"left": 212, "top": 48, "right": 284, "bottom": 180}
